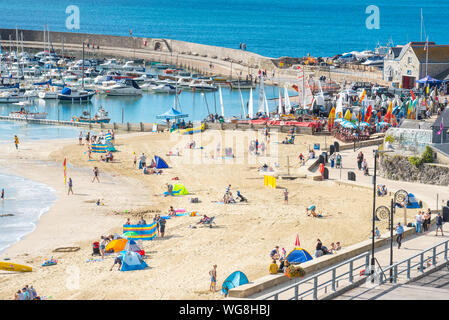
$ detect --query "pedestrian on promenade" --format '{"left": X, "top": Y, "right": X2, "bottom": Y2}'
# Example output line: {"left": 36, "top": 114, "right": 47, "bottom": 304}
{"left": 435, "top": 213, "right": 444, "bottom": 236}
{"left": 357, "top": 152, "right": 363, "bottom": 170}
{"left": 283, "top": 188, "right": 288, "bottom": 204}
{"left": 415, "top": 211, "right": 423, "bottom": 233}
{"left": 395, "top": 222, "right": 404, "bottom": 249}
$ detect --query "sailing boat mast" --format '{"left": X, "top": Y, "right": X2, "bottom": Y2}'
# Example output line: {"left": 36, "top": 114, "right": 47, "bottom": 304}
{"left": 82, "top": 41, "right": 85, "bottom": 89}
{"left": 420, "top": 8, "right": 423, "bottom": 42}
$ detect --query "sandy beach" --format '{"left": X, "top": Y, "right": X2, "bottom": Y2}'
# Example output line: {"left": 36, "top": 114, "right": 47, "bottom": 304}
{"left": 0, "top": 129, "right": 422, "bottom": 300}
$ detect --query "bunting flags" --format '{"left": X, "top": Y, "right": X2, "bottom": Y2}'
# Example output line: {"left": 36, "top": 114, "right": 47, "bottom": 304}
{"left": 295, "top": 234, "right": 300, "bottom": 247}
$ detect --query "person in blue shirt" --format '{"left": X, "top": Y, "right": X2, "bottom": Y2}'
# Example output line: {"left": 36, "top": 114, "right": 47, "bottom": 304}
{"left": 435, "top": 213, "right": 444, "bottom": 236}
{"left": 395, "top": 222, "right": 404, "bottom": 249}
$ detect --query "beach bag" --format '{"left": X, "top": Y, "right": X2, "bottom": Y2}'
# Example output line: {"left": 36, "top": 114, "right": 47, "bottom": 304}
{"left": 190, "top": 197, "right": 199, "bottom": 203}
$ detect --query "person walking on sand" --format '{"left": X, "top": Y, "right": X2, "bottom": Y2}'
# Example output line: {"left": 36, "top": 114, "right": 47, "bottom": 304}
{"left": 87, "top": 145, "right": 92, "bottom": 160}
{"left": 209, "top": 265, "right": 217, "bottom": 292}
{"left": 159, "top": 216, "right": 166, "bottom": 238}
{"left": 1, "top": 188, "right": 4, "bottom": 199}
{"left": 133, "top": 153, "right": 137, "bottom": 168}
{"left": 395, "top": 222, "right": 404, "bottom": 249}
{"left": 78, "top": 131, "right": 83, "bottom": 145}
{"left": 283, "top": 188, "right": 288, "bottom": 204}
{"left": 92, "top": 167, "right": 100, "bottom": 183}
{"left": 67, "top": 177, "right": 74, "bottom": 195}
{"left": 14, "top": 135, "right": 19, "bottom": 150}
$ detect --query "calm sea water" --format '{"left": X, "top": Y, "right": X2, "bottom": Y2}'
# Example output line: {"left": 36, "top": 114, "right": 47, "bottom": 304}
{"left": 0, "top": 0, "right": 447, "bottom": 58}
{"left": 0, "top": 172, "right": 56, "bottom": 254}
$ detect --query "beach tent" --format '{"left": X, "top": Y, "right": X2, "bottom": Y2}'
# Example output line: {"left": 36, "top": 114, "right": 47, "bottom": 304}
{"left": 120, "top": 250, "right": 148, "bottom": 272}
{"left": 124, "top": 239, "right": 141, "bottom": 252}
{"left": 221, "top": 271, "right": 249, "bottom": 296}
{"left": 123, "top": 223, "right": 158, "bottom": 240}
{"left": 406, "top": 193, "right": 421, "bottom": 209}
{"left": 286, "top": 248, "right": 313, "bottom": 264}
{"left": 163, "top": 184, "right": 189, "bottom": 196}
{"left": 173, "top": 184, "right": 189, "bottom": 195}
{"left": 154, "top": 155, "right": 169, "bottom": 169}
{"left": 106, "top": 141, "right": 117, "bottom": 152}
{"left": 105, "top": 239, "right": 128, "bottom": 253}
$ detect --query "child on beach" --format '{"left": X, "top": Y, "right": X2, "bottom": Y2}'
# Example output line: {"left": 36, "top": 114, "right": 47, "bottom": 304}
{"left": 209, "top": 265, "right": 217, "bottom": 292}
{"left": 110, "top": 254, "right": 122, "bottom": 271}
{"left": 100, "top": 236, "right": 107, "bottom": 259}
{"left": 14, "top": 135, "right": 19, "bottom": 150}
{"left": 92, "top": 167, "right": 100, "bottom": 183}
{"left": 67, "top": 178, "right": 74, "bottom": 195}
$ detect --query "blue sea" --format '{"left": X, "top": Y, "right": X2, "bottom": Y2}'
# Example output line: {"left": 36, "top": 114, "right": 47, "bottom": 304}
{"left": 0, "top": 0, "right": 447, "bottom": 58}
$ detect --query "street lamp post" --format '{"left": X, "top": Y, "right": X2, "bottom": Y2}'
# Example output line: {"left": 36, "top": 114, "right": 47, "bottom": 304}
{"left": 371, "top": 150, "right": 378, "bottom": 280}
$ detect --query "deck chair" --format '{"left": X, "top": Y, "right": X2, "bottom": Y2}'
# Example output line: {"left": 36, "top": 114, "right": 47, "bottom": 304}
{"left": 202, "top": 216, "right": 216, "bottom": 228}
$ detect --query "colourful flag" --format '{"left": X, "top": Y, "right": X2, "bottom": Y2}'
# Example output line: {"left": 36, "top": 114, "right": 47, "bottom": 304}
{"left": 410, "top": 90, "right": 415, "bottom": 101}
{"left": 63, "top": 158, "right": 67, "bottom": 185}
{"left": 295, "top": 234, "right": 300, "bottom": 247}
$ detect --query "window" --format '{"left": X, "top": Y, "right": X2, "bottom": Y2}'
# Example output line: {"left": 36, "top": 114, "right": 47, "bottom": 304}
{"left": 408, "top": 57, "right": 412, "bottom": 64}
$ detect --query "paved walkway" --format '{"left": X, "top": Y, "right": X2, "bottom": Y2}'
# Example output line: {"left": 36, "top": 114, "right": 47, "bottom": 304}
{"left": 252, "top": 144, "right": 449, "bottom": 300}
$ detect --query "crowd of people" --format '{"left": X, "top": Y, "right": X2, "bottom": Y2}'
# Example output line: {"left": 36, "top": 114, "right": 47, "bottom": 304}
{"left": 13, "top": 285, "right": 39, "bottom": 300}
{"left": 333, "top": 125, "right": 371, "bottom": 143}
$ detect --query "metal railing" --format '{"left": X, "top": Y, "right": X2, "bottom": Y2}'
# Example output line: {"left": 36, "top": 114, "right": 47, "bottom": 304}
{"left": 261, "top": 239, "right": 449, "bottom": 300}
{"left": 377, "top": 239, "right": 449, "bottom": 284}
{"left": 261, "top": 252, "right": 370, "bottom": 300}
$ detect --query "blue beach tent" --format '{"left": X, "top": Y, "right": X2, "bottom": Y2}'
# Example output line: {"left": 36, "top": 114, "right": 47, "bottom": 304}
{"left": 154, "top": 155, "right": 169, "bottom": 169}
{"left": 286, "top": 248, "right": 313, "bottom": 264}
{"left": 221, "top": 271, "right": 249, "bottom": 296}
{"left": 120, "top": 250, "right": 148, "bottom": 271}
{"left": 156, "top": 107, "right": 189, "bottom": 121}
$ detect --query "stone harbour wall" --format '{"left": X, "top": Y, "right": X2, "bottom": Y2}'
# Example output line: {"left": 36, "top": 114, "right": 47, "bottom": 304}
{"left": 379, "top": 154, "right": 449, "bottom": 186}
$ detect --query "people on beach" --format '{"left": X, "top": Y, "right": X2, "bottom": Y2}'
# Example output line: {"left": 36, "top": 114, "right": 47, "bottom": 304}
{"left": 159, "top": 216, "right": 166, "bottom": 238}
{"left": 92, "top": 167, "right": 100, "bottom": 183}
{"left": 100, "top": 236, "right": 107, "bottom": 259}
{"left": 67, "top": 177, "right": 74, "bottom": 195}
{"left": 125, "top": 218, "right": 131, "bottom": 225}
{"left": 270, "top": 246, "right": 280, "bottom": 260}
{"left": 139, "top": 153, "right": 147, "bottom": 168}
{"left": 133, "top": 152, "right": 137, "bottom": 168}
{"left": 87, "top": 145, "right": 92, "bottom": 160}
{"left": 1, "top": 188, "right": 4, "bottom": 199}
{"left": 78, "top": 131, "right": 83, "bottom": 145}
{"left": 110, "top": 254, "right": 123, "bottom": 271}
{"left": 415, "top": 211, "right": 423, "bottom": 233}
{"left": 165, "top": 183, "right": 173, "bottom": 196}
{"left": 209, "top": 265, "right": 217, "bottom": 292}
{"left": 14, "top": 285, "right": 38, "bottom": 300}
{"left": 14, "top": 135, "right": 19, "bottom": 150}
{"left": 283, "top": 188, "right": 288, "bottom": 204}
{"left": 315, "top": 239, "right": 323, "bottom": 257}
{"left": 395, "top": 222, "right": 404, "bottom": 249}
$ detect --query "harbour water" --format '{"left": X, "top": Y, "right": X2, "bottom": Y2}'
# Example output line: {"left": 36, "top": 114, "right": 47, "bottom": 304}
{"left": 0, "top": 84, "right": 285, "bottom": 124}
{"left": 0, "top": 0, "right": 447, "bottom": 58}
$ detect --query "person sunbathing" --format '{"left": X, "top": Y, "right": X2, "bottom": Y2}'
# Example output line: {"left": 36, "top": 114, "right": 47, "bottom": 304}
{"left": 197, "top": 215, "right": 211, "bottom": 224}
{"left": 168, "top": 206, "right": 176, "bottom": 216}
{"left": 228, "top": 192, "right": 236, "bottom": 204}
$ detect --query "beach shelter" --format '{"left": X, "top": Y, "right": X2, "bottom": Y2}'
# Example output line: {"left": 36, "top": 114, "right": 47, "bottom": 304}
{"left": 91, "top": 143, "right": 108, "bottom": 153}
{"left": 120, "top": 250, "right": 148, "bottom": 272}
{"left": 154, "top": 155, "right": 169, "bottom": 169}
{"left": 406, "top": 193, "right": 421, "bottom": 209}
{"left": 286, "top": 234, "right": 313, "bottom": 264}
{"left": 123, "top": 223, "right": 158, "bottom": 240}
{"left": 286, "top": 248, "right": 313, "bottom": 264}
{"left": 105, "top": 238, "right": 128, "bottom": 253}
{"left": 124, "top": 239, "right": 141, "bottom": 252}
{"left": 221, "top": 271, "right": 249, "bottom": 296}
{"left": 173, "top": 183, "right": 189, "bottom": 195}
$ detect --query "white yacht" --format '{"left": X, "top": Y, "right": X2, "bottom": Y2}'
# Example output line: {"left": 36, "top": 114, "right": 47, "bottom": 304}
{"left": 122, "top": 61, "right": 145, "bottom": 73}
{"left": 151, "top": 84, "right": 177, "bottom": 93}
{"left": 38, "top": 86, "right": 62, "bottom": 99}
{"left": 189, "top": 80, "right": 217, "bottom": 91}
{"left": 99, "top": 59, "right": 122, "bottom": 70}
{"left": 104, "top": 79, "right": 142, "bottom": 96}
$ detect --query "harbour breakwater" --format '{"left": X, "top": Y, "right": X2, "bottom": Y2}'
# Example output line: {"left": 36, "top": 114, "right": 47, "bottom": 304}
{"left": 0, "top": 28, "right": 386, "bottom": 85}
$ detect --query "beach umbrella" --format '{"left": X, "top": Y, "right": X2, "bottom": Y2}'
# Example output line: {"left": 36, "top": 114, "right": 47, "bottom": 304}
{"left": 358, "top": 121, "right": 370, "bottom": 127}
{"left": 123, "top": 232, "right": 139, "bottom": 238}
{"left": 341, "top": 120, "right": 357, "bottom": 129}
